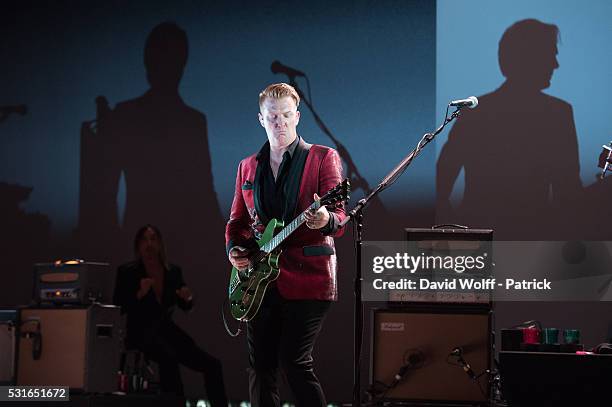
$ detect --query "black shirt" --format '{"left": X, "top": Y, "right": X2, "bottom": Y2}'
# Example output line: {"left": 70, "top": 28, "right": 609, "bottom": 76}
{"left": 113, "top": 260, "right": 193, "bottom": 348}
{"left": 256, "top": 136, "right": 335, "bottom": 233}
{"left": 259, "top": 136, "right": 300, "bottom": 222}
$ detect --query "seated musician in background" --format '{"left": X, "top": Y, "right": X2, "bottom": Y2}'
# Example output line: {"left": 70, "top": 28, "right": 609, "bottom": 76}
{"left": 113, "top": 224, "right": 228, "bottom": 406}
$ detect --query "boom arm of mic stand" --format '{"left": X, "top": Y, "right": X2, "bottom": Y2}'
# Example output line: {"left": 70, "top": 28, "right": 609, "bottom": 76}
{"left": 340, "top": 106, "right": 462, "bottom": 227}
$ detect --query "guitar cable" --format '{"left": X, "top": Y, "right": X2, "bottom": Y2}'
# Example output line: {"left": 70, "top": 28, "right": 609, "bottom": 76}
{"left": 222, "top": 297, "right": 243, "bottom": 337}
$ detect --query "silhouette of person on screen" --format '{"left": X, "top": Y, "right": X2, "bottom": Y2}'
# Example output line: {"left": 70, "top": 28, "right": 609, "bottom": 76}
{"left": 436, "top": 19, "right": 583, "bottom": 239}
{"left": 76, "top": 23, "right": 231, "bottom": 380}
{"left": 77, "top": 22, "right": 229, "bottom": 323}
{"left": 105, "top": 22, "right": 224, "bottom": 252}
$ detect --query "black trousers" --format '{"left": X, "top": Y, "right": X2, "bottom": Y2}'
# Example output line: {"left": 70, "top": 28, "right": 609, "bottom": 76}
{"left": 138, "top": 321, "right": 229, "bottom": 407}
{"left": 247, "top": 286, "right": 332, "bottom": 407}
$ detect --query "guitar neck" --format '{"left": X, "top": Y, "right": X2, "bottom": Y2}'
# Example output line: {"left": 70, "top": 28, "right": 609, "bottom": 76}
{"left": 262, "top": 202, "right": 318, "bottom": 253}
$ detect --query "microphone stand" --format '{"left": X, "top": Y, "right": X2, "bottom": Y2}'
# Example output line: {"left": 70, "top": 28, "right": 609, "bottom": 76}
{"left": 338, "top": 105, "right": 463, "bottom": 406}
{"left": 286, "top": 76, "right": 378, "bottom": 200}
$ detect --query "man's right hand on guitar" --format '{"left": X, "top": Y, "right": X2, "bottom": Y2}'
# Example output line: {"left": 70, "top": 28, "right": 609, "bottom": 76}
{"left": 229, "top": 246, "right": 250, "bottom": 270}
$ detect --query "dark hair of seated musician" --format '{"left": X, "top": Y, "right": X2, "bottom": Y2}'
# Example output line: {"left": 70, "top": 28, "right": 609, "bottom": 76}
{"left": 113, "top": 224, "right": 228, "bottom": 406}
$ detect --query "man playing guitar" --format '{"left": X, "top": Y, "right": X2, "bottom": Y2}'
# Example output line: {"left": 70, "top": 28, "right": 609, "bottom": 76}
{"left": 225, "top": 83, "right": 346, "bottom": 406}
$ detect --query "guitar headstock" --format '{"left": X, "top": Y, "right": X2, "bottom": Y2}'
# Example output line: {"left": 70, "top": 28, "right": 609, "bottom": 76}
{"left": 319, "top": 178, "right": 351, "bottom": 209}
{"left": 598, "top": 143, "right": 612, "bottom": 179}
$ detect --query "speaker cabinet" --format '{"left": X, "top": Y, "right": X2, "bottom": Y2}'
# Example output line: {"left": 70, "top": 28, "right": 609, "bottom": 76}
{"left": 0, "top": 309, "right": 18, "bottom": 384}
{"left": 371, "top": 305, "right": 492, "bottom": 404}
{"left": 17, "top": 305, "right": 122, "bottom": 392}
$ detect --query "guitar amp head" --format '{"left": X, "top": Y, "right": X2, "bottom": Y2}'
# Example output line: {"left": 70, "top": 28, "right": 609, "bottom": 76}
{"left": 33, "top": 260, "right": 113, "bottom": 305}
{"left": 387, "top": 227, "right": 494, "bottom": 305}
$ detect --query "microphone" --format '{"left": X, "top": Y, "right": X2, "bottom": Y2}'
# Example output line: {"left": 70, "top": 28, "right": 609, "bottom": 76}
{"left": 450, "top": 347, "right": 476, "bottom": 379}
{"left": 449, "top": 96, "right": 478, "bottom": 109}
{"left": 390, "top": 349, "right": 425, "bottom": 387}
{"left": 271, "top": 60, "right": 306, "bottom": 78}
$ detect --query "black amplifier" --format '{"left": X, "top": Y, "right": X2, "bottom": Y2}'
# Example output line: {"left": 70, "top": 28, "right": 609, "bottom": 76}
{"left": 33, "top": 260, "right": 113, "bottom": 305}
{"left": 500, "top": 351, "right": 612, "bottom": 405}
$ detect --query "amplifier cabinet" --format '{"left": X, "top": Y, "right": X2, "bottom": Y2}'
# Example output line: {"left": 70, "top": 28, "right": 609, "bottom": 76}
{"left": 0, "top": 309, "right": 18, "bottom": 384}
{"left": 371, "top": 305, "right": 492, "bottom": 404}
{"left": 17, "top": 305, "right": 122, "bottom": 393}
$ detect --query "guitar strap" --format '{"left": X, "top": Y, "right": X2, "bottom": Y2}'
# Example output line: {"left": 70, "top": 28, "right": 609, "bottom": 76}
{"left": 253, "top": 149, "right": 268, "bottom": 225}
{"left": 282, "top": 138, "right": 312, "bottom": 224}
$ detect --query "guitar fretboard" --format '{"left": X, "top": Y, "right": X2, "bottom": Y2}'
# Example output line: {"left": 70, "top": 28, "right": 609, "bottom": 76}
{"left": 261, "top": 202, "right": 319, "bottom": 253}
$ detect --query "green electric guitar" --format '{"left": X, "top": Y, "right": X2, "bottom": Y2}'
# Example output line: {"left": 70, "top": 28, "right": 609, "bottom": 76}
{"left": 228, "top": 179, "right": 350, "bottom": 321}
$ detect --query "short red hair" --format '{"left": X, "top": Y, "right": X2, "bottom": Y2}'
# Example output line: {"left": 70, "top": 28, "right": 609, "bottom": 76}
{"left": 258, "top": 83, "right": 300, "bottom": 109}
